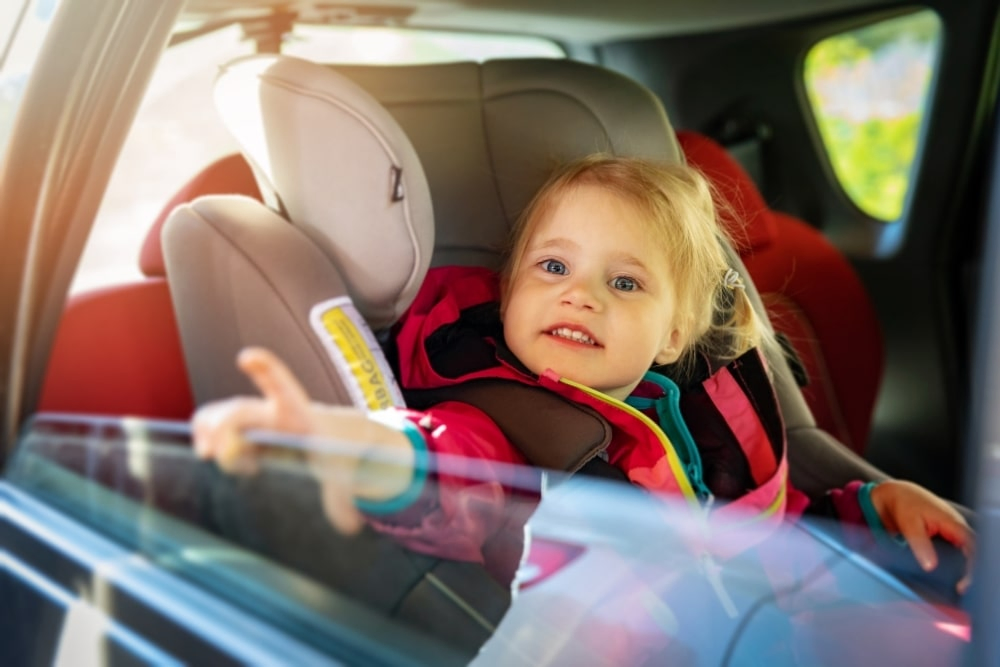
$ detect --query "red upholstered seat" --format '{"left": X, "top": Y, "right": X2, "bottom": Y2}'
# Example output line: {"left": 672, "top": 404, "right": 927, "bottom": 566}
{"left": 678, "top": 130, "right": 883, "bottom": 454}
{"left": 38, "top": 154, "right": 260, "bottom": 418}
{"left": 38, "top": 279, "right": 194, "bottom": 419}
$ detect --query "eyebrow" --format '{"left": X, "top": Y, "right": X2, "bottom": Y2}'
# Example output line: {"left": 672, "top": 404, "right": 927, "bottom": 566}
{"left": 608, "top": 253, "right": 652, "bottom": 273}
{"left": 529, "top": 237, "right": 579, "bottom": 252}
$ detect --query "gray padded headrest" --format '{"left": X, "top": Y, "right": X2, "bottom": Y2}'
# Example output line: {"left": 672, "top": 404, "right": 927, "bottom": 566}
{"left": 332, "top": 58, "right": 684, "bottom": 269}
{"left": 215, "top": 55, "right": 434, "bottom": 330}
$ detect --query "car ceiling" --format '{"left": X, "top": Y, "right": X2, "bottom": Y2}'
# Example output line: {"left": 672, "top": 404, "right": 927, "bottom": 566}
{"left": 178, "top": 0, "right": 900, "bottom": 43}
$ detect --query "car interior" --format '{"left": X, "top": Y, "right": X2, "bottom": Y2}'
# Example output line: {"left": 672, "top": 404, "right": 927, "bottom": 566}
{"left": 40, "top": 48, "right": 881, "bottom": 474}
{"left": 6, "top": 0, "right": 998, "bottom": 662}
{"left": 30, "top": 2, "right": 988, "bottom": 507}
{"left": 29, "top": 24, "right": 962, "bottom": 633}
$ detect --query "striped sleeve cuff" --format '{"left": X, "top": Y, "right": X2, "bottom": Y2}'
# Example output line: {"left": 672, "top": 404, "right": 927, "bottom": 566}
{"left": 858, "top": 481, "right": 906, "bottom": 546}
{"left": 353, "top": 411, "right": 430, "bottom": 516}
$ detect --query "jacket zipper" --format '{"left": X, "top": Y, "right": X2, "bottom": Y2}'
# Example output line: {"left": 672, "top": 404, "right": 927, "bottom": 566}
{"left": 557, "top": 377, "right": 704, "bottom": 512}
{"left": 559, "top": 376, "right": 739, "bottom": 617}
{"left": 643, "top": 373, "right": 714, "bottom": 503}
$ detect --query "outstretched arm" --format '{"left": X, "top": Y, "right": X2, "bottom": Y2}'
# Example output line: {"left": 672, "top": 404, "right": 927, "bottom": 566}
{"left": 192, "top": 347, "right": 417, "bottom": 534}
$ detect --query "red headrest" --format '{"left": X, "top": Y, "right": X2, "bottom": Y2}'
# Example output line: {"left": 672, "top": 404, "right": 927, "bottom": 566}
{"left": 140, "top": 153, "right": 261, "bottom": 277}
{"left": 676, "top": 130, "right": 777, "bottom": 254}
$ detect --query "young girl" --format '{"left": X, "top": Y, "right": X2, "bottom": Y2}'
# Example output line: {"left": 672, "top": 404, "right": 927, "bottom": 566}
{"left": 193, "top": 154, "right": 972, "bottom": 593}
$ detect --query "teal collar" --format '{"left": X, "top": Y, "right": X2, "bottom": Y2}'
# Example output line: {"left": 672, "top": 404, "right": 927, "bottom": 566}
{"left": 626, "top": 370, "right": 712, "bottom": 501}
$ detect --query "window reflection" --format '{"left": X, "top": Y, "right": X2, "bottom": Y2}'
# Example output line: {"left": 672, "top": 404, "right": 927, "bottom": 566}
{"left": 8, "top": 413, "right": 970, "bottom": 665}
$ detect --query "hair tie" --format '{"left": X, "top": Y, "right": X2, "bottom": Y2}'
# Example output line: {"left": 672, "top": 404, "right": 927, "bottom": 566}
{"left": 722, "top": 267, "right": 745, "bottom": 291}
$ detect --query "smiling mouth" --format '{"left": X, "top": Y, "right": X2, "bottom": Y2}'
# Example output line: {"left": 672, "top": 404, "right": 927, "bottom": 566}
{"left": 548, "top": 327, "right": 598, "bottom": 346}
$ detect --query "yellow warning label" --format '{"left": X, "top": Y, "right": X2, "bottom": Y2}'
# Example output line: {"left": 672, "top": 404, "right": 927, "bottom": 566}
{"left": 320, "top": 307, "right": 396, "bottom": 411}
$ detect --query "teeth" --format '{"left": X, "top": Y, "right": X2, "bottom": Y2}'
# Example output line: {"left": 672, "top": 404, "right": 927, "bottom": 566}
{"left": 550, "top": 327, "right": 596, "bottom": 345}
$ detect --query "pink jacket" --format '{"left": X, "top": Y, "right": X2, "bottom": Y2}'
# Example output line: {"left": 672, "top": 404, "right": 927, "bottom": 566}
{"left": 368, "top": 266, "right": 869, "bottom": 583}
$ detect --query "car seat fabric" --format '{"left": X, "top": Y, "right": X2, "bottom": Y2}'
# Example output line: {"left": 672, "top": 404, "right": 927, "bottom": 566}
{"left": 676, "top": 130, "right": 884, "bottom": 455}
{"left": 37, "top": 155, "right": 262, "bottom": 420}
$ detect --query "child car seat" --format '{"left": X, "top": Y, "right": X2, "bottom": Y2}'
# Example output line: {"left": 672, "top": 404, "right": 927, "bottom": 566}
{"left": 164, "top": 54, "right": 885, "bottom": 498}
{"left": 677, "top": 131, "right": 884, "bottom": 455}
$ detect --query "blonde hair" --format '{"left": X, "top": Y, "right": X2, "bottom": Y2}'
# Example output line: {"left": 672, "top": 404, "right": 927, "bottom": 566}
{"left": 501, "top": 154, "right": 763, "bottom": 375}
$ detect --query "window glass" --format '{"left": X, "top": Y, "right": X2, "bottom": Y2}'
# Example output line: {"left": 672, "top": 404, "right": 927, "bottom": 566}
{"left": 803, "top": 10, "right": 941, "bottom": 221}
{"left": 72, "top": 25, "right": 563, "bottom": 294}
{"left": 71, "top": 24, "right": 255, "bottom": 294}
{"left": 7, "top": 413, "right": 970, "bottom": 664}
{"left": 0, "top": 0, "right": 60, "bottom": 159}
{"left": 8, "top": 415, "right": 477, "bottom": 663}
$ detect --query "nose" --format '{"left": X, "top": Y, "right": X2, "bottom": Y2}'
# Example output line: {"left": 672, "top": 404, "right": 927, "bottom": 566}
{"left": 560, "top": 275, "right": 604, "bottom": 311}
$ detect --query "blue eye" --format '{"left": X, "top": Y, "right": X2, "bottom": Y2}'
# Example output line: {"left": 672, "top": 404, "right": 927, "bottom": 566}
{"left": 541, "top": 259, "right": 568, "bottom": 275}
{"left": 612, "top": 276, "right": 637, "bottom": 291}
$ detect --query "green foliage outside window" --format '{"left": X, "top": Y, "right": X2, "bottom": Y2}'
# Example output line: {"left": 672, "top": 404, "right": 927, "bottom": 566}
{"left": 804, "top": 11, "right": 940, "bottom": 221}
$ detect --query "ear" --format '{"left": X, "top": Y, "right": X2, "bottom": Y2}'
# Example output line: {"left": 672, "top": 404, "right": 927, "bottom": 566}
{"left": 653, "top": 327, "right": 683, "bottom": 365}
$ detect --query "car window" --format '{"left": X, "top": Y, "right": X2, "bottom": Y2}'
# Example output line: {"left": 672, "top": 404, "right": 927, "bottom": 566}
{"left": 6, "top": 413, "right": 970, "bottom": 664}
{"left": 67, "top": 24, "right": 255, "bottom": 295}
{"left": 7, "top": 415, "right": 480, "bottom": 663}
{"left": 71, "top": 25, "right": 563, "bottom": 295}
{"left": 0, "top": 0, "right": 59, "bottom": 159}
{"left": 802, "top": 9, "right": 941, "bottom": 222}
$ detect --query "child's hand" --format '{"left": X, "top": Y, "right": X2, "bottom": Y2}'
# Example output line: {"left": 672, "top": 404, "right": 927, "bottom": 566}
{"left": 192, "top": 347, "right": 316, "bottom": 475}
{"left": 870, "top": 480, "right": 975, "bottom": 594}
{"left": 192, "top": 347, "right": 416, "bottom": 534}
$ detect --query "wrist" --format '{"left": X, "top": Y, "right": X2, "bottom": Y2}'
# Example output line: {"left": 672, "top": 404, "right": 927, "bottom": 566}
{"left": 859, "top": 481, "right": 907, "bottom": 546}
{"left": 858, "top": 481, "right": 885, "bottom": 533}
{"left": 354, "top": 411, "right": 428, "bottom": 514}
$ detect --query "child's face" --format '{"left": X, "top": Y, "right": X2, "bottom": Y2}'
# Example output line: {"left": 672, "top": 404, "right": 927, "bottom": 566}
{"left": 503, "top": 184, "right": 682, "bottom": 400}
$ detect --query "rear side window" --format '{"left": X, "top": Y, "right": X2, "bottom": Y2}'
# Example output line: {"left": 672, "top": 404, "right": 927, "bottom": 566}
{"left": 803, "top": 10, "right": 941, "bottom": 222}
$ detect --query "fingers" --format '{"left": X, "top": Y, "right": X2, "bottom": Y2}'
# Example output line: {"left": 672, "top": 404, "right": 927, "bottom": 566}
{"left": 959, "top": 535, "right": 975, "bottom": 595}
{"left": 896, "top": 511, "right": 938, "bottom": 571}
{"left": 957, "top": 568, "right": 973, "bottom": 595}
{"left": 872, "top": 481, "right": 978, "bottom": 593}
{"left": 891, "top": 494, "right": 977, "bottom": 594}
{"left": 237, "top": 347, "right": 313, "bottom": 430}
{"left": 935, "top": 514, "right": 974, "bottom": 552}
{"left": 192, "top": 348, "right": 316, "bottom": 473}
{"left": 935, "top": 516, "right": 976, "bottom": 594}
{"left": 193, "top": 396, "right": 270, "bottom": 475}
{"left": 194, "top": 348, "right": 370, "bottom": 536}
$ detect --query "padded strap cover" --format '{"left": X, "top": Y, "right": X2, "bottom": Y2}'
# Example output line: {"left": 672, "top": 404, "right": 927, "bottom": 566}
{"left": 406, "top": 379, "right": 612, "bottom": 473}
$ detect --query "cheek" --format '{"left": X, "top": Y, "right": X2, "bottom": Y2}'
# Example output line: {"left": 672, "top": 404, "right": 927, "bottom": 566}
{"left": 504, "top": 284, "right": 534, "bottom": 322}
{"left": 501, "top": 294, "right": 526, "bottom": 341}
